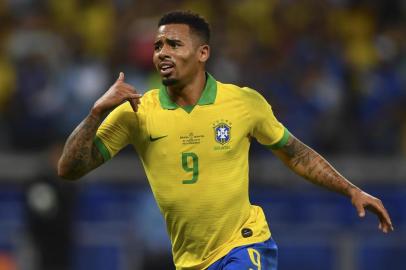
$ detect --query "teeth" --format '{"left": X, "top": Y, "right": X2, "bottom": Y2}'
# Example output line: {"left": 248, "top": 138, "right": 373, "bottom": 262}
{"left": 160, "top": 63, "right": 173, "bottom": 70}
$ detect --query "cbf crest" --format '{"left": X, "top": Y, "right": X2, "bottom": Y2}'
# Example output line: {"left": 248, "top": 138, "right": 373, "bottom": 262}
{"left": 213, "top": 120, "right": 232, "bottom": 145}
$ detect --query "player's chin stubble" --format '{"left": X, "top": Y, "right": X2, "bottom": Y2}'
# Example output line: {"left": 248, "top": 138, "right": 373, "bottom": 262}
{"left": 162, "top": 78, "right": 179, "bottom": 86}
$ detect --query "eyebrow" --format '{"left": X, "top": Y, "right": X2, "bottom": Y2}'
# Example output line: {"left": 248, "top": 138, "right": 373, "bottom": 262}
{"left": 154, "top": 38, "right": 183, "bottom": 45}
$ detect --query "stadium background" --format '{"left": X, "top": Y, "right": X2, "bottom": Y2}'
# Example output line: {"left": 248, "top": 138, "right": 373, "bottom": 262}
{"left": 0, "top": 0, "right": 405, "bottom": 269}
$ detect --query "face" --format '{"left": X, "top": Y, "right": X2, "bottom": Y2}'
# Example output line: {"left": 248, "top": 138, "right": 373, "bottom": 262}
{"left": 153, "top": 24, "right": 209, "bottom": 87}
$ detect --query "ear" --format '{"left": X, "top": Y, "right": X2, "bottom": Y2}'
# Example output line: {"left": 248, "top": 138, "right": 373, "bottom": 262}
{"left": 198, "top": 45, "right": 210, "bottom": 63}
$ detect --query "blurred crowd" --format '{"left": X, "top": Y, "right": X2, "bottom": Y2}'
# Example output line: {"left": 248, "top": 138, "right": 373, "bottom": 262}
{"left": 0, "top": 0, "right": 406, "bottom": 155}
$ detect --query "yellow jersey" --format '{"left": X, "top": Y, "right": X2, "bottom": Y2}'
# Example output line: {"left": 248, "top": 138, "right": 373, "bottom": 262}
{"left": 94, "top": 73, "right": 289, "bottom": 270}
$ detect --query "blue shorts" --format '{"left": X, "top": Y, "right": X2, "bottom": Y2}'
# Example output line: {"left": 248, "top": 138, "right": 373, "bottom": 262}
{"left": 207, "top": 238, "right": 278, "bottom": 270}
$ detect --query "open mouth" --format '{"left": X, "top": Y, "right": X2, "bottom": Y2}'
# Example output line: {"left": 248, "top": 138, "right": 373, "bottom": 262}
{"left": 159, "top": 62, "right": 174, "bottom": 76}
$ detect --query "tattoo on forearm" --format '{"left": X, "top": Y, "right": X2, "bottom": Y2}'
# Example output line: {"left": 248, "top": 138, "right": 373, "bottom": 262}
{"left": 59, "top": 114, "right": 104, "bottom": 179}
{"left": 281, "top": 136, "right": 357, "bottom": 197}
{"left": 284, "top": 138, "right": 314, "bottom": 167}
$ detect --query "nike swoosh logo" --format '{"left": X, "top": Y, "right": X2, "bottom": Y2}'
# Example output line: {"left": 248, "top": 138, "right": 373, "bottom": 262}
{"left": 149, "top": 135, "right": 168, "bottom": 142}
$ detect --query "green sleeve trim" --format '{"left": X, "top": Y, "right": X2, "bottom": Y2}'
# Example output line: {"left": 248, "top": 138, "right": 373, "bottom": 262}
{"left": 267, "top": 127, "right": 290, "bottom": 150}
{"left": 94, "top": 136, "right": 111, "bottom": 161}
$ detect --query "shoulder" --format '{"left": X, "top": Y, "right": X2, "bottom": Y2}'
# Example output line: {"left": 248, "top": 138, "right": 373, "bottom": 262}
{"left": 217, "top": 81, "right": 268, "bottom": 105}
{"left": 239, "top": 86, "right": 267, "bottom": 101}
{"left": 216, "top": 80, "right": 262, "bottom": 97}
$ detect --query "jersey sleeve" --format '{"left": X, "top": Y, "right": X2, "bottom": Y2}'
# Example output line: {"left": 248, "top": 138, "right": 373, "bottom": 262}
{"left": 244, "top": 87, "right": 290, "bottom": 149}
{"left": 94, "top": 102, "right": 138, "bottom": 161}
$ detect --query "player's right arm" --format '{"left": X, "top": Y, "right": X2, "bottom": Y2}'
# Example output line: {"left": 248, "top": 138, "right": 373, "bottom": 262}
{"left": 57, "top": 72, "right": 141, "bottom": 180}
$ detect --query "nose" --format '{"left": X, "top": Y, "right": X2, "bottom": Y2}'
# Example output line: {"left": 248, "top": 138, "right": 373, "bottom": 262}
{"left": 157, "top": 44, "right": 170, "bottom": 60}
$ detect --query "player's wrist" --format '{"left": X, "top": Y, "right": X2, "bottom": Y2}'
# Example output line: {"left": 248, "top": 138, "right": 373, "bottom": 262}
{"left": 347, "top": 185, "right": 362, "bottom": 199}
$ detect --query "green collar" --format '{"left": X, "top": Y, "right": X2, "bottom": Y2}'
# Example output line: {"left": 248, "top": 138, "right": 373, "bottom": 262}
{"left": 159, "top": 73, "right": 217, "bottom": 110}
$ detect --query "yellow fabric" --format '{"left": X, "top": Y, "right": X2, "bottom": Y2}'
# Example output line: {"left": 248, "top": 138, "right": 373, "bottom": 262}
{"left": 96, "top": 79, "right": 286, "bottom": 270}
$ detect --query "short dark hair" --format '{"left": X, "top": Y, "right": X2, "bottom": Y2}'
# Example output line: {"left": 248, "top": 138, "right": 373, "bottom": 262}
{"left": 158, "top": 10, "right": 210, "bottom": 45}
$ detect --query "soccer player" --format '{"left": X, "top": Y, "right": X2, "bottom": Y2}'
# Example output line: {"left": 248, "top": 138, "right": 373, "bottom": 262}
{"left": 58, "top": 11, "right": 394, "bottom": 270}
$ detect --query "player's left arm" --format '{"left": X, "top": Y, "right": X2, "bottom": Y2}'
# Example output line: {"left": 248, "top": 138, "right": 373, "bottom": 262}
{"left": 272, "top": 132, "right": 394, "bottom": 234}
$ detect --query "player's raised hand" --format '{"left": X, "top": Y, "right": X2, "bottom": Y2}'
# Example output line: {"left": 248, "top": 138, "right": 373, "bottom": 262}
{"left": 91, "top": 72, "right": 142, "bottom": 117}
{"left": 350, "top": 189, "right": 394, "bottom": 233}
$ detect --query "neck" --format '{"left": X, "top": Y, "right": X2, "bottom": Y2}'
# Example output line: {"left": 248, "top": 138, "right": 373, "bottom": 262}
{"left": 167, "top": 71, "right": 206, "bottom": 107}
